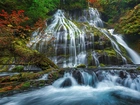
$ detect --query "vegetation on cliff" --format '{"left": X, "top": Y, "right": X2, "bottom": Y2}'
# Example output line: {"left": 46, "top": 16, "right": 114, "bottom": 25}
{"left": 115, "top": 4, "right": 140, "bottom": 35}
{"left": 115, "top": 4, "right": 140, "bottom": 52}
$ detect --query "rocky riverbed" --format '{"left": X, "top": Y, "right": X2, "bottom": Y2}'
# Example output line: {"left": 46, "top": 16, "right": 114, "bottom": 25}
{"left": 0, "top": 64, "right": 140, "bottom": 98}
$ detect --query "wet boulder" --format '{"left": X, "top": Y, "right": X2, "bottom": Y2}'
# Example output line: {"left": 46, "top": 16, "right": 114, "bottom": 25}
{"left": 60, "top": 78, "right": 72, "bottom": 87}
{"left": 119, "top": 71, "right": 127, "bottom": 79}
{"left": 72, "top": 70, "right": 84, "bottom": 84}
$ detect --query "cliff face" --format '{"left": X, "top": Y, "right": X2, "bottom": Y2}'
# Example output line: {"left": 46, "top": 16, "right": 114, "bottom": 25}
{"left": 115, "top": 4, "right": 140, "bottom": 36}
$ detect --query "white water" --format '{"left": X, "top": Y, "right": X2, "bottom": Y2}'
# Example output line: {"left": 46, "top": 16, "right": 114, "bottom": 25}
{"left": 92, "top": 51, "right": 100, "bottom": 67}
{"left": 50, "top": 70, "right": 140, "bottom": 92}
{"left": 29, "top": 9, "right": 87, "bottom": 67}
{"left": 49, "top": 9, "right": 86, "bottom": 67}
{"left": 1, "top": 70, "right": 140, "bottom": 105}
{"left": 83, "top": 8, "right": 127, "bottom": 64}
{"left": 81, "top": 7, "right": 104, "bottom": 27}
{"left": 100, "top": 28, "right": 128, "bottom": 64}
{"left": 109, "top": 29, "right": 140, "bottom": 64}
{"left": 38, "top": 74, "right": 48, "bottom": 80}
{"left": 28, "top": 7, "right": 140, "bottom": 67}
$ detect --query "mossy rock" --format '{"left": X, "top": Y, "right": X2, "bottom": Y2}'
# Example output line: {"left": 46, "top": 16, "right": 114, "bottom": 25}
{"left": 11, "top": 39, "right": 58, "bottom": 69}
{"left": 88, "top": 66, "right": 97, "bottom": 68}
{"left": 0, "top": 57, "right": 14, "bottom": 72}
{"left": 11, "top": 66, "right": 24, "bottom": 72}
{"left": 137, "top": 66, "right": 140, "bottom": 70}
{"left": 76, "top": 64, "right": 86, "bottom": 68}
{"left": 21, "top": 81, "right": 30, "bottom": 89}
{"left": 103, "top": 49, "right": 116, "bottom": 57}
{"left": 100, "top": 63, "right": 106, "bottom": 67}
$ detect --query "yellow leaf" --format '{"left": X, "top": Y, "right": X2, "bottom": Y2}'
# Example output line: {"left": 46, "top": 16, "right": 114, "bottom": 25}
{"left": 7, "top": 24, "right": 13, "bottom": 27}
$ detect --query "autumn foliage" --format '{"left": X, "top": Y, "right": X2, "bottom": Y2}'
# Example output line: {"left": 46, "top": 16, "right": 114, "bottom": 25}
{"left": 0, "top": 10, "right": 28, "bottom": 27}
{"left": 0, "top": 10, "right": 30, "bottom": 38}
{"left": 88, "top": 0, "right": 97, "bottom": 3}
{"left": 33, "top": 18, "right": 46, "bottom": 30}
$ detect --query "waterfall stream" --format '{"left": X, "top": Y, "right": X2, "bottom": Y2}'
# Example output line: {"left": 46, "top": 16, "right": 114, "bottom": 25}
{"left": 28, "top": 7, "right": 139, "bottom": 67}
{"left": 109, "top": 29, "right": 140, "bottom": 64}
{"left": 0, "top": 69, "right": 140, "bottom": 105}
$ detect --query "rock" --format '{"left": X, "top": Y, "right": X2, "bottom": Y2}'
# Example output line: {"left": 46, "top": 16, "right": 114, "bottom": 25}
{"left": 119, "top": 71, "right": 127, "bottom": 79}
{"left": 72, "top": 70, "right": 84, "bottom": 84}
{"left": 60, "top": 78, "right": 72, "bottom": 87}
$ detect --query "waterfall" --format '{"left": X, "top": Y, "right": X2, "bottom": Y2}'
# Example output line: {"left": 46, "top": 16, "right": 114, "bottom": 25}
{"left": 28, "top": 7, "right": 140, "bottom": 67}
{"left": 92, "top": 51, "right": 100, "bottom": 67}
{"left": 100, "top": 28, "right": 127, "bottom": 64}
{"left": 29, "top": 9, "right": 87, "bottom": 67}
{"left": 80, "top": 7, "right": 104, "bottom": 27}
{"left": 53, "top": 72, "right": 78, "bottom": 87}
{"left": 53, "top": 70, "right": 140, "bottom": 92}
{"left": 109, "top": 29, "right": 140, "bottom": 64}
{"left": 84, "top": 7, "right": 127, "bottom": 64}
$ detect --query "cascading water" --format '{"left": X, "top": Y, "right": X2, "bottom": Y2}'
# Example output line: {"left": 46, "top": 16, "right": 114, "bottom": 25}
{"left": 28, "top": 7, "right": 140, "bottom": 67}
{"left": 53, "top": 70, "right": 140, "bottom": 92}
{"left": 83, "top": 8, "right": 127, "bottom": 64}
{"left": 100, "top": 28, "right": 127, "bottom": 64}
{"left": 83, "top": 7, "right": 104, "bottom": 28}
{"left": 29, "top": 9, "right": 87, "bottom": 67}
{"left": 92, "top": 51, "right": 100, "bottom": 67}
{"left": 109, "top": 29, "right": 140, "bottom": 64}
{"left": 1, "top": 69, "right": 140, "bottom": 105}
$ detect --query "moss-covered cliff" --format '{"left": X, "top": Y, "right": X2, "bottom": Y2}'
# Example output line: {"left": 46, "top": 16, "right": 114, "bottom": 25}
{"left": 0, "top": 38, "right": 58, "bottom": 72}
{"left": 115, "top": 4, "right": 140, "bottom": 35}
{"left": 115, "top": 4, "right": 140, "bottom": 53}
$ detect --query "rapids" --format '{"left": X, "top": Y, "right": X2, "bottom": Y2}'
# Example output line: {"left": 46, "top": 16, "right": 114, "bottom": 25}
{"left": 0, "top": 70, "right": 140, "bottom": 105}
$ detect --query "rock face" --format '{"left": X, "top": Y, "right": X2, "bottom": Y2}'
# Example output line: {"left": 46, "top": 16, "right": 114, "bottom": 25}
{"left": 116, "top": 4, "right": 140, "bottom": 36}
{"left": 28, "top": 7, "right": 137, "bottom": 68}
{"left": 60, "top": 78, "right": 72, "bottom": 87}
{"left": 72, "top": 70, "right": 84, "bottom": 84}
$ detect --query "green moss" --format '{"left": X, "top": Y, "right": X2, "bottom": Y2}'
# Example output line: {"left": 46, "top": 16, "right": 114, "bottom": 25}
{"left": 100, "top": 63, "right": 106, "bottom": 67}
{"left": 76, "top": 64, "right": 86, "bottom": 68}
{"left": 95, "top": 50, "right": 103, "bottom": 55}
{"left": 50, "top": 72, "right": 59, "bottom": 80}
{"left": 87, "top": 52, "right": 92, "bottom": 66}
{"left": 137, "top": 67, "right": 140, "bottom": 70}
{"left": 10, "top": 76, "right": 19, "bottom": 81}
{"left": 115, "top": 4, "right": 140, "bottom": 36}
{"left": 0, "top": 57, "right": 11, "bottom": 65}
{"left": 104, "top": 49, "right": 116, "bottom": 57}
{"left": 11, "top": 38, "right": 58, "bottom": 69}
{"left": 94, "top": 42, "right": 99, "bottom": 45}
{"left": 0, "top": 68, "right": 64, "bottom": 95}
{"left": 21, "top": 72, "right": 41, "bottom": 80}
{"left": 0, "top": 57, "right": 13, "bottom": 71}
{"left": 21, "top": 81, "right": 30, "bottom": 89}
{"left": 88, "top": 66, "right": 97, "bottom": 68}
{"left": 12, "top": 66, "right": 24, "bottom": 72}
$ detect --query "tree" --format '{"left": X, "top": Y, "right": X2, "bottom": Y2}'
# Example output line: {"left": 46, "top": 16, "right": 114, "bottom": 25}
{"left": 0, "top": 9, "right": 30, "bottom": 38}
